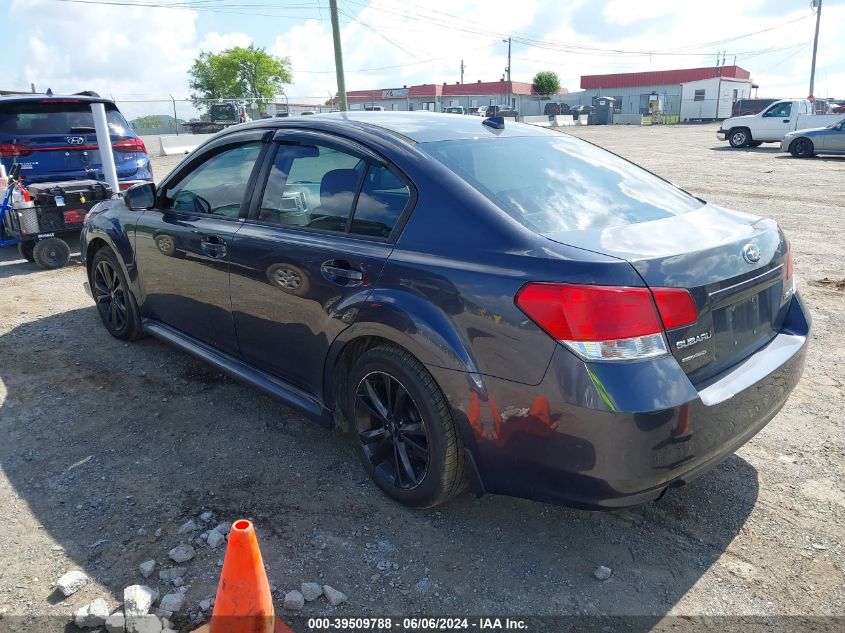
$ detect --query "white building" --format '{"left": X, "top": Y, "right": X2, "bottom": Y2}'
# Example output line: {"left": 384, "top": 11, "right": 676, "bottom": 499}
{"left": 679, "top": 76, "right": 754, "bottom": 121}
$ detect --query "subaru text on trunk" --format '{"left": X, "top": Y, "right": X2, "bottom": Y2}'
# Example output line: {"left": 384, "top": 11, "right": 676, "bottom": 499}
{"left": 80, "top": 112, "right": 809, "bottom": 509}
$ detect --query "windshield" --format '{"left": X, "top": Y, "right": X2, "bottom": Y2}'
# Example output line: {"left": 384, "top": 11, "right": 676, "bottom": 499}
{"left": 420, "top": 135, "right": 703, "bottom": 233}
{"left": 827, "top": 118, "right": 845, "bottom": 129}
{"left": 0, "top": 101, "right": 130, "bottom": 136}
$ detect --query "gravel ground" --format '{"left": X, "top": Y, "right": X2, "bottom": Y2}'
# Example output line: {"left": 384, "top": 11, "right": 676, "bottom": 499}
{"left": 0, "top": 123, "right": 843, "bottom": 632}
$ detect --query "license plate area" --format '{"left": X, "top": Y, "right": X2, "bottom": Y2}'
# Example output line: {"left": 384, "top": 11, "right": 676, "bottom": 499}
{"left": 712, "top": 289, "right": 775, "bottom": 362}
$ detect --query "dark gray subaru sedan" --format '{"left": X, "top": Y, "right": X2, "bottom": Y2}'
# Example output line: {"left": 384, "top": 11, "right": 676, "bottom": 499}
{"left": 80, "top": 112, "right": 809, "bottom": 509}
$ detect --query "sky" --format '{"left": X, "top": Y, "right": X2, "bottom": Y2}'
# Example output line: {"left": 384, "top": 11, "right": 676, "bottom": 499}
{"left": 3, "top": 0, "right": 844, "bottom": 120}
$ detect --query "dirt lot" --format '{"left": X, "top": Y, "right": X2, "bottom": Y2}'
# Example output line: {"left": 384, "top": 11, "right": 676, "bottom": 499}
{"left": 0, "top": 124, "right": 843, "bottom": 631}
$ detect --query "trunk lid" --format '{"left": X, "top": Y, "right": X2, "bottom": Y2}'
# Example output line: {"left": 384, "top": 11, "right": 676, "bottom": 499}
{"left": 544, "top": 204, "right": 793, "bottom": 383}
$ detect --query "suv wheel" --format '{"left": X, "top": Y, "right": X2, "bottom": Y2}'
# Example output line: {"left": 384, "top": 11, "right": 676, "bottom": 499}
{"left": 90, "top": 247, "right": 143, "bottom": 340}
{"left": 347, "top": 344, "right": 466, "bottom": 507}
{"left": 729, "top": 128, "right": 751, "bottom": 148}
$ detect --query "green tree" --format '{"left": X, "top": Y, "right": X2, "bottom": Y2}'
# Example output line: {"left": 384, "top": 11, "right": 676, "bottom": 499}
{"left": 533, "top": 71, "right": 561, "bottom": 97}
{"left": 188, "top": 45, "right": 292, "bottom": 112}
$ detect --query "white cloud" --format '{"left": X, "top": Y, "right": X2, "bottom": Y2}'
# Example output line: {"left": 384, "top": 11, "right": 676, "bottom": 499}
{"left": 4, "top": 0, "right": 843, "bottom": 117}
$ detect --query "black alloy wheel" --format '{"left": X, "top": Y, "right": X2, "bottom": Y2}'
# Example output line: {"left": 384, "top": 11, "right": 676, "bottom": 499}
{"left": 93, "top": 258, "right": 128, "bottom": 334}
{"left": 790, "top": 138, "right": 814, "bottom": 158}
{"left": 355, "top": 371, "right": 430, "bottom": 490}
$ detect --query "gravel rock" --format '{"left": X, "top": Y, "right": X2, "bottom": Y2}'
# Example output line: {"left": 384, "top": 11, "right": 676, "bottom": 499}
{"left": 284, "top": 590, "right": 305, "bottom": 610}
{"left": 593, "top": 565, "right": 612, "bottom": 581}
{"left": 139, "top": 560, "right": 156, "bottom": 578}
{"left": 172, "top": 577, "right": 184, "bottom": 588}
{"left": 74, "top": 598, "right": 110, "bottom": 628}
{"left": 214, "top": 522, "right": 232, "bottom": 536}
{"left": 199, "top": 598, "right": 214, "bottom": 612}
{"left": 168, "top": 545, "right": 195, "bottom": 563}
{"left": 199, "top": 511, "right": 215, "bottom": 523}
{"left": 56, "top": 570, "right": 88, "bottom": 597}
{"left": 322, "top": 585, "right": 347, "bottom": 607}
{"left": 126, "top": 614, "right": 162, "bottom": 633}
{"left": 159, "top": 567, "right": 187, "bottom": 582}
{"left": 206, "top": 529, "right": 225, "bottom": 549}
{"left": 159, "top": 592, "right": 187, "bottom": 614}
{"left": 177, "top": 519, "right": 198, "bottom": 535}
{"left": 105, "top": 612, "right": 125, "bottom": 633}
{"left": 301, "top": 582, "right": 323, "bottom": 602}
{"left": 124, "top": 585, "right": 159, "bottom": 617}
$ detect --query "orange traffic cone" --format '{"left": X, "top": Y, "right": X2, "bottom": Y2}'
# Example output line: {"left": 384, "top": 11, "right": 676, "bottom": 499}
{"left": 199, "top": 519, "right": 292, "bottom": 633}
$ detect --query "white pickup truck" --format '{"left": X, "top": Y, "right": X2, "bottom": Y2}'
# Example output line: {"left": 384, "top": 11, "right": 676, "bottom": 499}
{"left": 717, "top": 99, "right": 844, "bottom": 148}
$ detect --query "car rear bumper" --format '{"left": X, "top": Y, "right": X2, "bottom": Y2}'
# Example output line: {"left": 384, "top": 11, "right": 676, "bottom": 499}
{"left": 428, "top": 292, "right": 809, "bottom": 510}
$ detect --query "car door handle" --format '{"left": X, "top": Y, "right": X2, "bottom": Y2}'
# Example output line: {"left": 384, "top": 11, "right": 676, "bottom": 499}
{"left": 200, "top": 235, "right": 227, "bottom": 258}
{"left": 321, "top": 261, "right": 364, "bottom": 282}
{"left": 783, "top": 119, "right": 790, "bottom": 123}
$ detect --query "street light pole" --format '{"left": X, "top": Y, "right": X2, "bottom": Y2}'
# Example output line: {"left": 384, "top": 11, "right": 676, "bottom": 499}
{"left": 329, "top": 0, "right": 348, "bottom": 112}
{"left": 809, "top": 0, "right": 823, "bottom": 99}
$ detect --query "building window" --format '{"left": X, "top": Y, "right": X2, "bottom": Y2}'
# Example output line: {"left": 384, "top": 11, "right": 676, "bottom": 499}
{"left": 732, "top": 89, "right": 738, "bottom": 101}
{"left": 694, "top": 89, "right": 705, "bottom": 102}
{"left": 470, "top": 99, "right": 478, "bottom": 107}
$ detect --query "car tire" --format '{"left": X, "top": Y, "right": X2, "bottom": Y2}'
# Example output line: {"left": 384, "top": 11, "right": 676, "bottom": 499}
{"left": 32, "top": 237, "right": 71, "bottom": 270}
{"left": 789, "top": 137, "right": 815, "bottom": 158}
{"left": 347, "top": 344, "right": 467, "bottom": 507}
{"left": 729, "top": 128, "right": 751, "bottom": 148}
{"left": 90, "top": 246, "right": 144, "bottom": 341}
{"left": 17, "top": 241, "right": 35, "bottom": 262}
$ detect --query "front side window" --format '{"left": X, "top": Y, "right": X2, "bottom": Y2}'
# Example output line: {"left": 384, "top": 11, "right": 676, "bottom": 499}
{"left": 421, "top": 135, "right": 703, "bottom": 234}
{"left": 165, "top": 142, "right": 261, "bottom": 217}
{"left": 764, "top": 102, "right": 792, "bottom": 118}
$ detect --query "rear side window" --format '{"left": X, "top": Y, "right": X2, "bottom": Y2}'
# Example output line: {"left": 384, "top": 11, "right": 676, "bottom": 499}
{"left": 0, "top": 101, "right": 131, "bottom": 136}
{"left": 257, "top": 142, "right": 409, "bottom": 238}
{"left": 421, "top": 135, "right": 703, "bottom": 233}
{"left": 351, "top": 165, "right": 410, "bottom": 238}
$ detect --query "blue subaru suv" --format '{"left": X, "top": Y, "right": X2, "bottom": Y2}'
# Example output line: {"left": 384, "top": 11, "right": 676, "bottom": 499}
{"left": 0, "top": 93, "right": 152, "bottom": 187}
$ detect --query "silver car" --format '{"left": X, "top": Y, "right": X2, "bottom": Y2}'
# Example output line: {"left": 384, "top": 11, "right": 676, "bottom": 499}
{"left": 781, "top": 118, "right": 845, "bottom": 158}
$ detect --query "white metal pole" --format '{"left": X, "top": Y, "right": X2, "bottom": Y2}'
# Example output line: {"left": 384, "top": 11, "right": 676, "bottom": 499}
{"left": 90, "top": 103, "right": 119, "bottom": 193}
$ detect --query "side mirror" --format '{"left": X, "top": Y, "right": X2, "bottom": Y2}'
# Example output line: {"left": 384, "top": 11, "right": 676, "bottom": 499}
{"left": 124, "top": 182, "right": 156, "bottom": 211}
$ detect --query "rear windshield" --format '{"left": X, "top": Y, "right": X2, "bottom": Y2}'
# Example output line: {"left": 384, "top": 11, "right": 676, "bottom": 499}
{"left": 0, "top": 101, "right": 131, "bottom": 136}
{"left": 421, "top": 135, "right": 703, "bottom": 233}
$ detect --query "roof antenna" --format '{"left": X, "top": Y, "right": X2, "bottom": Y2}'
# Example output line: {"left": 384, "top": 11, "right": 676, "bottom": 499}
{"left": 46, "top": 88, "right": 53, "bottom": 96}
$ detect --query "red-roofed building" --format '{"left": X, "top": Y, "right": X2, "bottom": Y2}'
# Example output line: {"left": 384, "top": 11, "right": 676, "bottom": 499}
{"left": 337, "top": 80, "right": 567, "bottom": 115}
{"left": 558, "top": 65, "right": 756, "bottom": 120}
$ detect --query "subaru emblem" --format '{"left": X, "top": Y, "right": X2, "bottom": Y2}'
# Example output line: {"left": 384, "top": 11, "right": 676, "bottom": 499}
{"left": 66, "top": 136, "right": 85, "bottom": 145}
{"left": 742, "top": 243, "right": 761, "bottom": 264}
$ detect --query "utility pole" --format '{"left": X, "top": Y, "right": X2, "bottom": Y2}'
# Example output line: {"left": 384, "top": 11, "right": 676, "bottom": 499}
{"left": 460, "top": 59, "right": 465, "bottom": 84}
{"left": 329, "top": 0, "right": 348, "bottom": 112}
{"left": 809, "top": 0, "right": 823, "bottom": 98}
{"left": 503, "top": 36, "right": 512, "bottom": 107}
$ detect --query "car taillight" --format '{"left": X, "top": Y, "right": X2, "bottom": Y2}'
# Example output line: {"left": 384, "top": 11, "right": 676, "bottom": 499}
{"left": 0, "top": 143, "right": 33, "bottom": 157}
{"left": 112, "top": 138, "right": 147, "bottom": 154}
{"left": 515, "top": 283, "right": 698, "bottom": 361}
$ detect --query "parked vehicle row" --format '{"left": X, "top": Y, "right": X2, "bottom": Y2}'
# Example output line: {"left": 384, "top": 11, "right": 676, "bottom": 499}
{"left": 81, "top": 111, "right": 807, "bottom": 510}
{"left": 717, "top": 98, "right": 845, "bottom": 158}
